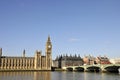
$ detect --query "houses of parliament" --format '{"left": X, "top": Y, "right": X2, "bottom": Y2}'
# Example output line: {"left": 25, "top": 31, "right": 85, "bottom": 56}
{"left": 0, "top": 36, "right": 52, "bottom": 71}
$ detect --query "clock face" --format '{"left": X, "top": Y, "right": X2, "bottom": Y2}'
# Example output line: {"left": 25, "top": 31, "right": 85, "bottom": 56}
{"left": 48, "top": 45, "right": 51, "bottom": 48}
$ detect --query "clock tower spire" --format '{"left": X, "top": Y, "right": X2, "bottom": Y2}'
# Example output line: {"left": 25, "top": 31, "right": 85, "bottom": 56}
{"left": 46, "top": 36, "right": 52, "bottom": 70}
{"left": 46, "top": 35, "right": 52, "bottom": 52}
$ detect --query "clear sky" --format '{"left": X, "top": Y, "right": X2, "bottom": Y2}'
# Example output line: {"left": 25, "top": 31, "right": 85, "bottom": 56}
{"left": 0, "top": 0, "right": 120, "bottom": 59}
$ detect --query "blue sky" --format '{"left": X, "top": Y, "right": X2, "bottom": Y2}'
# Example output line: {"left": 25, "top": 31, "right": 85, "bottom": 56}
{"left": 0, "top": 0, "right": 120, "bottom": 59}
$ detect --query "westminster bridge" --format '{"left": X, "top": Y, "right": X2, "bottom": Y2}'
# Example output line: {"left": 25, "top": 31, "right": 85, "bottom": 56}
{"left": 62, "top": 64, "right": 120, "bottom": 73}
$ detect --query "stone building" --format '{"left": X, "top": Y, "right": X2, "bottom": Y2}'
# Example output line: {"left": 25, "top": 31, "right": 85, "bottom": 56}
{"left": 83, "top": 55, "right": 96, "bottom": 65}
{"left": 95, "top": 56, "right": 111, "bottom": 64}
{"left": 110, "top": 58, "right": 120, "bottom": 64}
{"left": 53, "top": 54, "right": 83, "bottom": 68}
{"left": 0, "top": 36, "right": 52, "bottom": 71}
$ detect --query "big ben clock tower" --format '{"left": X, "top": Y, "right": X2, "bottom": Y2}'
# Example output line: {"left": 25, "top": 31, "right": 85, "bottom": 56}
{"left": 46, "top": 36, "right": 52, "bottom": 70}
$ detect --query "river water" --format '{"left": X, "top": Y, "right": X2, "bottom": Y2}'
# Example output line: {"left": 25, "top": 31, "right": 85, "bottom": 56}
{"left": 0, "top": 71, "right": 119, "bottom": 80}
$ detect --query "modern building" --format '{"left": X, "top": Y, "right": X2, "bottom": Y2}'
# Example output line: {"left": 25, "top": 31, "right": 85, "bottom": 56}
{"left": 0, "top": 36, "right": 52, "bottom": 71}
{"left": 53, "top": 54, "right": 83, "bottom": 68}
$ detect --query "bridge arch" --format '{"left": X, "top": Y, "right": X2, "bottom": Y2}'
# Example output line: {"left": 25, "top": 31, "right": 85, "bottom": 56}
{"left": 66, "top": 67, "right": 73, "bottom": 71}
{"left": 75, "top": 67, "right": 84, "bottom": 72}
{"left": 104, "top": 65, "right": 120, "bottom": 73}
{"left": 87, "top": 66, "right": 101, "bottom": 72}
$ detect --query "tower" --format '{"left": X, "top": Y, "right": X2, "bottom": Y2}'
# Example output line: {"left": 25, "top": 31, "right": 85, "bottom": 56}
{"left": 0, "top": 48, "right": 2, "bottom": 57}
{"left": 0, "top": 48, "right": 2, "bottom": 66}
{"left": 23, "top": 49, "right": 25, "bottom": 57}
{"left": 34, "top": 50, "right": 41, "bottom": 69}
{"left": 46, "top": 36, "right": 52, "bottom": 70}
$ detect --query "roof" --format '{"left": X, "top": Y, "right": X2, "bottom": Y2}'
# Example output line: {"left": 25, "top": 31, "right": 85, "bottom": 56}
{"left": 55, "top": 54, "right": 83, "bottom": 61}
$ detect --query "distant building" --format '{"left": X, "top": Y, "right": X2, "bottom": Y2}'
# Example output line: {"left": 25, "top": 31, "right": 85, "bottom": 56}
{"left": 83, "top": 55, "right": 96, "bottom": 65}
{"left": 110, "top": 58, "right": 120, "bottom": 64}
{"left": 96, "top": 56, "right": 111, "bottom": 64}
{"left": 53, "top": 54, "right": 83, "bottom": 68}
{"left": 0, "top": 36, "right": 52, "bottom": 71}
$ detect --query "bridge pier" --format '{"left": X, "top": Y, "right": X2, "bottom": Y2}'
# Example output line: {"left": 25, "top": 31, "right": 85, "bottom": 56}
{"left": 84, "top": 66, "right": 88, "bottom": 72}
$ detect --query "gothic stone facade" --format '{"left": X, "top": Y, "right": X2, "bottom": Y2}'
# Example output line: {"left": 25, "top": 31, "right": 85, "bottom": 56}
{"left": 53, "top": 55, "right": 84, "bottom": 68}
{"left": 0, "top": 36, "right": 52, "bottom": 71}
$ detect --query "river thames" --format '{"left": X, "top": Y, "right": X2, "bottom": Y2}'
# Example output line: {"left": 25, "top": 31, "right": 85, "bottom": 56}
{"left": 0, "top": 71, "right": 120, "bottom": 80}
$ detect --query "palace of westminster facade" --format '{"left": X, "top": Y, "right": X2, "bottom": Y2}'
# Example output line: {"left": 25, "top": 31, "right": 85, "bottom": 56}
{"left": 0, "top": 36, "right": 52, "bottom": 71}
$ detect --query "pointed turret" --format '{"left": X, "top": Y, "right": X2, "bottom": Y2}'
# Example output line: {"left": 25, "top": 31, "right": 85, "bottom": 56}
{"left": 23, "top": 49, "right": 25, "bottom": 57}
{"left": 47, "top": 35, "right": 51, "bottom": 42}
{"left": 0, "top": 48, "right": 2, "bottom": 57}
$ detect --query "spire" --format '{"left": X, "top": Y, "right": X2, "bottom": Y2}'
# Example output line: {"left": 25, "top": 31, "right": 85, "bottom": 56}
{"left": 0, "top": 48, "right": 2, "bottom": 56}
{"left": 23, "top": 49, "right": 25, "bottom": 57}
{"left": 47, "top": 35, "right": 51, "bottom": 42}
